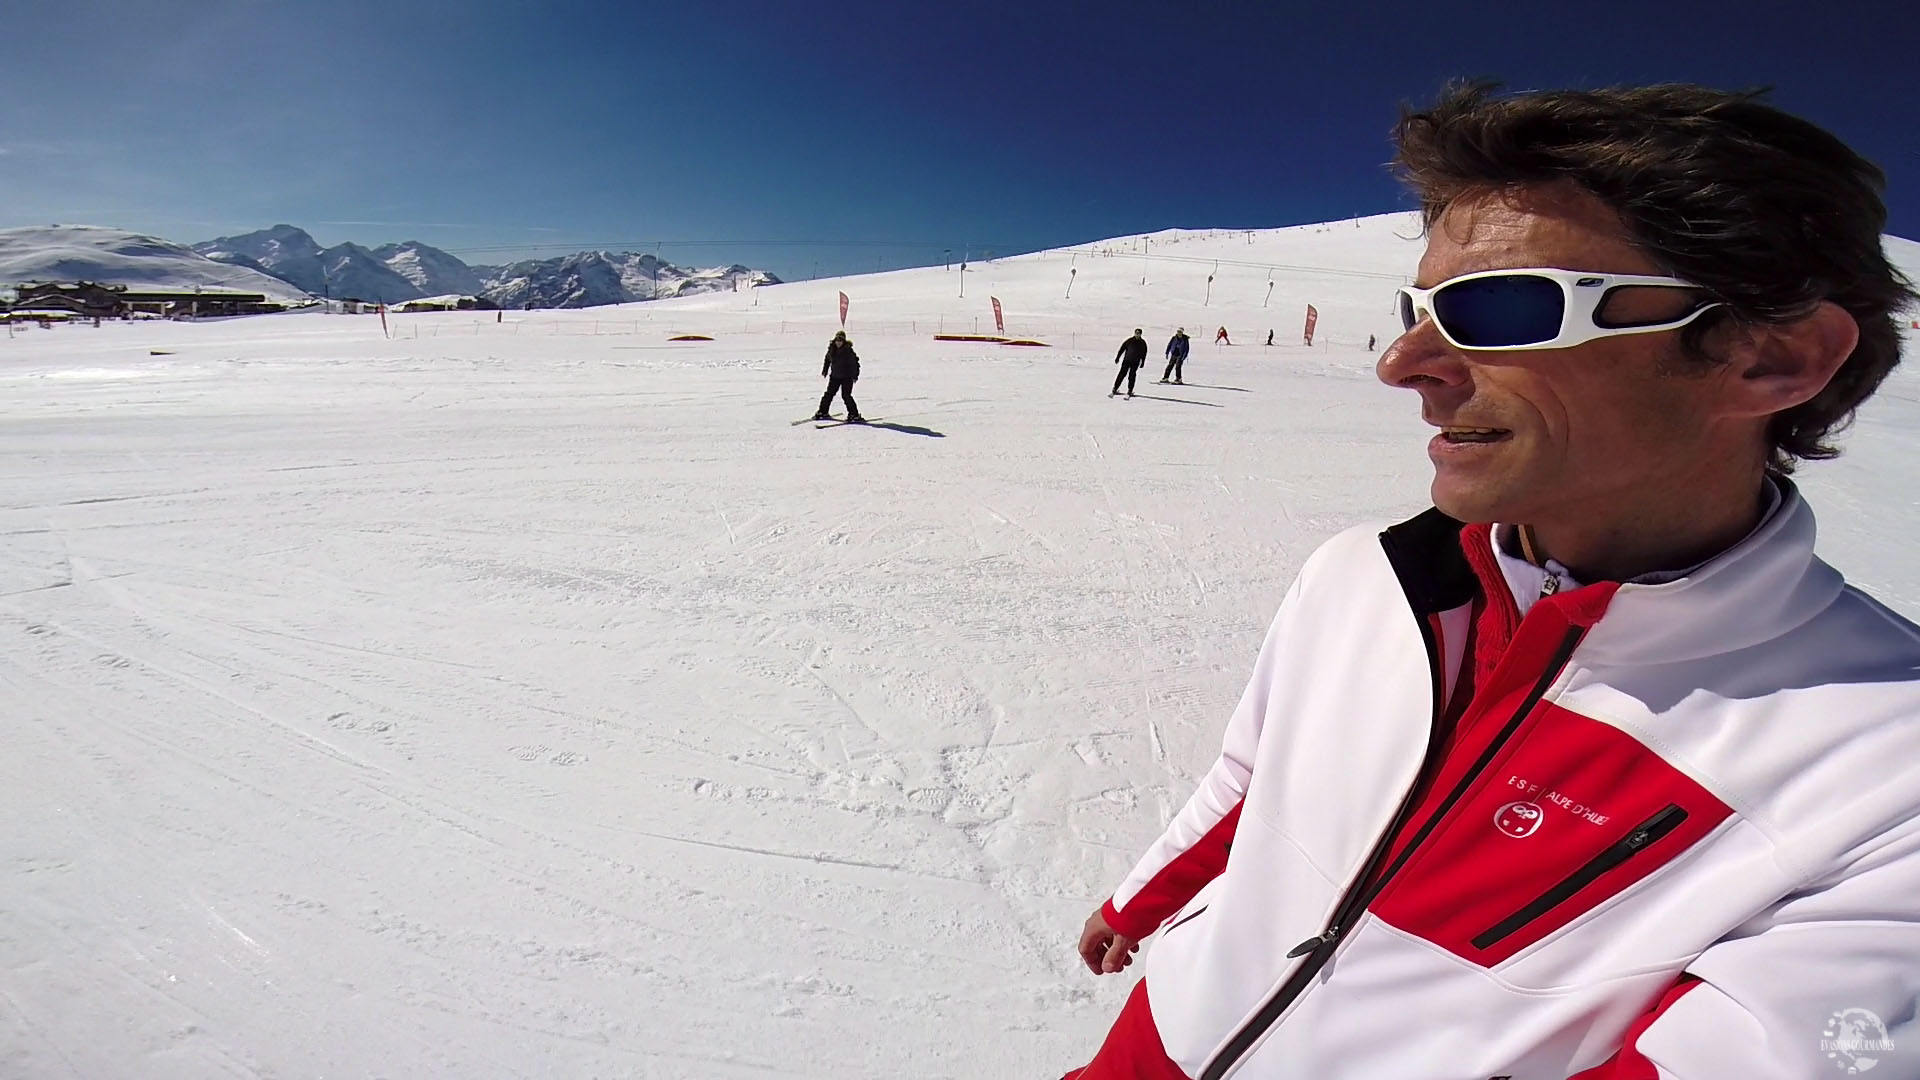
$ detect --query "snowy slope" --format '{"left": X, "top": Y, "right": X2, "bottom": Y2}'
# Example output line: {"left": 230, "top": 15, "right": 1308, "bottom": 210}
{"left": 1, "top": 215, "right": 1915, "bottom": 1079}
{"left": 1887, "top": 234, "right": 1920, "bottom": 285}
{"left": 0, "top": 225, "right": 313, "bottom": 302}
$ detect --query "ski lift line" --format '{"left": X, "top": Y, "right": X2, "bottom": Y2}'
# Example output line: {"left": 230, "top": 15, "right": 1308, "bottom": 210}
{"left": 438, "top": 239, "right": 1411, "bottom": 284}
{"left": 441, "top": 239, "right": 1025, "bottom": 257}
{"left": 1057, "top": 245, "right": 1408, "bottom": 282}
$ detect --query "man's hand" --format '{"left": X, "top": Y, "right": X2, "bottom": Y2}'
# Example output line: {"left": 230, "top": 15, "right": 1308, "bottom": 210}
{"left": 1078, "top": 908, "right": 1140, "bottom": 975}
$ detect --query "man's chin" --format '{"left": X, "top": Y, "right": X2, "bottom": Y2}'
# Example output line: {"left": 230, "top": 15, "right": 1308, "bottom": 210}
{"left": 1430, "top": 479, "right": 1513, "bottom": 525}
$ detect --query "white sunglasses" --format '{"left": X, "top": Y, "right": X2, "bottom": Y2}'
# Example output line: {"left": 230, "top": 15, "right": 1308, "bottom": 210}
{"left": 1396, "top": 267, "right": 1724, "bottom": 351}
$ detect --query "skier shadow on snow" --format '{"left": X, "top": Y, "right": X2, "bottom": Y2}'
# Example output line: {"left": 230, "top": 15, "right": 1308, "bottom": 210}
{"left": 1176, "top": 382, "right": 1251, "bottom": 393}
{"left": 821, "top": 420, "right": 946, "bottom": 437}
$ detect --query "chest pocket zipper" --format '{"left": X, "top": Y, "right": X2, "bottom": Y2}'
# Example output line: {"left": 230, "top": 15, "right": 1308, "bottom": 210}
{"left": 1163, "top": 905, "right": 1209, "bottom": 936}
{"left": 1470, "top": 803, "right": 1689, "bottom": 951}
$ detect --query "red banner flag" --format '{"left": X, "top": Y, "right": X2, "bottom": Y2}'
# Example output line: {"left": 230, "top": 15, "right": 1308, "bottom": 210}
{"left": 1303, "top": 304, "right": 1319, "bottom": 346}
{"left": 991, "top": 296, "right": 1004, "bottom": 335}
{"left": 838, "top": 292, "right": 849, "bottom": 327}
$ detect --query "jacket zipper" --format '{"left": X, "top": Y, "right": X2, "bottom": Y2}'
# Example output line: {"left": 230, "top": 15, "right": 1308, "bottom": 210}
{"left": 1198, "top": 623, "right": 1587, "bottom": 1080}
{"left": 1469, "top": 802, "right": 1688, "bottom": 950}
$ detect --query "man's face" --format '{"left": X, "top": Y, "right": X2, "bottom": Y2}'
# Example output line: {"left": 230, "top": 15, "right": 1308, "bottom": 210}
{"left": 1377, "top": 184, "right": 1735, "bottom": 527}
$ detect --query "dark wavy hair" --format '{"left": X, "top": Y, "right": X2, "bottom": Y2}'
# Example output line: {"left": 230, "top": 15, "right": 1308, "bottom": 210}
{"left": 1391, "top": 81, "right": 1916, "bottom": 473}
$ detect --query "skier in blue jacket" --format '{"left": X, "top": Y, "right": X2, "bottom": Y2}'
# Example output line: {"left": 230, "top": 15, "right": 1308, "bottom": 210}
{"left": 1160, "top": 328, "right": 1191, "bottom": 384}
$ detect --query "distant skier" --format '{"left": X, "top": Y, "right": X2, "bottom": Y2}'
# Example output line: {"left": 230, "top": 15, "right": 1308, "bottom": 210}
{"left": 1160, "top": 328, "right": 1190, "bottom": 384}
{"left": 814, "top": 330, "right": 865, "bottom": 422}
{"left": 1368, "top": 333, "right": 1377, "bottom": 352}
{"left": 1266, "top": 329, "right": 1275, "bottom": 346}
{"left": 1215, "top": 326, "right": 1231, "bottom": 345}
{"left": 1112, "top": 329, "right": 1148, "bottom": 398}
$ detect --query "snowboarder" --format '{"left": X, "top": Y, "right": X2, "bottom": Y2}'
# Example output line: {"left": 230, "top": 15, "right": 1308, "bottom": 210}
{"left": 1214, "top": 326, "right": 1231, "bottom": 345}
{"left": 814, "top": 330, "right": 864, "bottom": 422}
{"left": 1160, "top": 328, "right": 1190, "bottom": 384}
{"left": 1112, "top": 329, "right": 1148, "bottom": 398}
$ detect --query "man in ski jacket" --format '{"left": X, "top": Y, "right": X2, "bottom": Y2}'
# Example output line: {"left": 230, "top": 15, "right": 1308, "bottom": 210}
{"left": 1067, "top": 82, "right": 1920, "bottom": 1080}
{"left": 1162, "top": 329, "right": 1191, "bottom": 384}
{"left": 1113, "top": 329, "right": 1148, "bottom": 398}
{"left": 814, "top": 330, "right": 863, "bottom": 422}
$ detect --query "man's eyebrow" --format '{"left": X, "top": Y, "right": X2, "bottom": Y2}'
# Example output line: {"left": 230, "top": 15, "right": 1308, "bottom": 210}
{"left": 1411, "top": 262, "right": 1547, "bottom": 290}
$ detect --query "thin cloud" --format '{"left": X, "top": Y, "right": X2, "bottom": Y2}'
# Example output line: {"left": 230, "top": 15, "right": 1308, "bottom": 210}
{"left": 309, "top": 220, "right": 567, "bottom": 232}
{"left": 0, "top": 140, "right": 84, "bottom": 157}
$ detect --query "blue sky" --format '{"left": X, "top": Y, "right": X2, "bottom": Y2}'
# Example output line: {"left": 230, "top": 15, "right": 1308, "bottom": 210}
{"left": 3, "top": 0, "right": 1913, "bottom": 279}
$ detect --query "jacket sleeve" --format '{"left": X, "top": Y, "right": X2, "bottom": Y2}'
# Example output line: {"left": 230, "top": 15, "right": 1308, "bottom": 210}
{"left": 1100, "top": 571, "right": 1310, "bottom": 940}
{"left": 823, "top": 348, "right": 832, "bottom": 377}
{"left": 1568, "top": 823, "right": 1920, "bottom": 1079}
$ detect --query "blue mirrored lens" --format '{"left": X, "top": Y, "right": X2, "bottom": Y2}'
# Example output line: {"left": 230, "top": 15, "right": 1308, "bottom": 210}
{"left": 1431, "top": 275, "right": 1565, "bottom": 347}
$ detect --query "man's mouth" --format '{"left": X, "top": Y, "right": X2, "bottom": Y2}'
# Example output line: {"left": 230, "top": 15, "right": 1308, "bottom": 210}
{"left": 1439, "top": 426, "right": 1510, "bottom": 444}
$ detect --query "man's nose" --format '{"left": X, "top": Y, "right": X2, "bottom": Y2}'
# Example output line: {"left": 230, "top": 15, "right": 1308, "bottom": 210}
{"left": 1376, "top": 318, "right": 1468, "bottom": 391}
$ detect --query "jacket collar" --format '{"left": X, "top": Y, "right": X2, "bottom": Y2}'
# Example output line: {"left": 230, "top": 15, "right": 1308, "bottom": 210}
{"left": 1381, "top": 478, "right": 1838, "bottom": 665}
{"left": 1580, "top": 477, "right": 1840, "bottom": 665}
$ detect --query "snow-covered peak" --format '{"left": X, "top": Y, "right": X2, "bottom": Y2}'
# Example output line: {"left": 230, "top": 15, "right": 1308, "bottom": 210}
{"left": 478, "top": 251, "right": 778, "bottom": 309}
{"left": 194, "top": 224, "right": 324, "bottom": 267}
{"left": 189, "top": 226, "right": 780, "bottom": 309}
{"left": 372, "top": 241, "right": 484, "bottom": 297}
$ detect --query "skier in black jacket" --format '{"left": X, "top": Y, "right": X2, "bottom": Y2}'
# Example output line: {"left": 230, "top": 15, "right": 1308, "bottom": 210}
{"left": 814, "top": 330, "right": 864, "bottom": 422}
{"left": 1112, "top": 329, "right": 1148, "bottom": 398}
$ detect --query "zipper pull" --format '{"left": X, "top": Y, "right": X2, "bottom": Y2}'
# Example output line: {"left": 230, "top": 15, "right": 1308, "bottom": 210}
{"left": 1286, "top": 926, "right": 1339, "bottom": 958}
{"left": 1539, "top": 573, "right": 1560, "bottom": 598}
{"left": 1623, "top": 805, "right": 1685, "bottom": 850}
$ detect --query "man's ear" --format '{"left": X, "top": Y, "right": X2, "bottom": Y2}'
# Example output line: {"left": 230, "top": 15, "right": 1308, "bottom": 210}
{"left": 1720, "top": 300, "right": 1859, "bottom": 418}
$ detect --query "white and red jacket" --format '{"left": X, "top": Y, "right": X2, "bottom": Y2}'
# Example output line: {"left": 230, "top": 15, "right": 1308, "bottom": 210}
{"left": 1101, "top": 481, "right": 1920, "bottom": 1079}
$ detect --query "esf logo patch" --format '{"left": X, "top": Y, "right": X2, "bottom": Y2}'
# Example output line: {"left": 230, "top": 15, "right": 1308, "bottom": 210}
{"left": 1495, "top": 801, "right": 1544, "bottom": 838}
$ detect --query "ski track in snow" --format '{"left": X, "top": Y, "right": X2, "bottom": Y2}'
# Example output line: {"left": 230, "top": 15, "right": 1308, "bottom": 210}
{"left": 2, "top": 219, "right": 1915, "bottom": 1078}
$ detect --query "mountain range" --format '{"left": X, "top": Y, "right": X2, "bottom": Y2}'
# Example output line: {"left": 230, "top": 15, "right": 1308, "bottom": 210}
{"left": 192, "top": 225, "right": 779, "bottom": 307}
{"left": 0, "top": 226, "right": 313, "bottom": 303}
